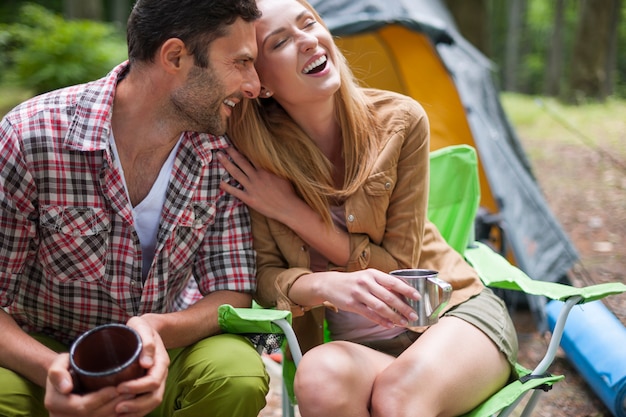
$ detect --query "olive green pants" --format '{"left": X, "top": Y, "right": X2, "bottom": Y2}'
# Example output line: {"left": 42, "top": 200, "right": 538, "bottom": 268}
{"left": 0, "top": 333, "right": 269, "bottom": 417}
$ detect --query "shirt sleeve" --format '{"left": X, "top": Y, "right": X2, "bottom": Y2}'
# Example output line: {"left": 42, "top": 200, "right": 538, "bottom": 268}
{"left": 192, "top": 188, "right": 257, "bottom": 295}
{"left": 0, "top": 118, "right": 39, "bottom": 306}
{"left": 248, "top": 208, "right": 311, "bottom": 314}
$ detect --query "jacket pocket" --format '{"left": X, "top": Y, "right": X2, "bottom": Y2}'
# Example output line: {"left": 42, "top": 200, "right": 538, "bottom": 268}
{"left": 363, "top": 170, "right": 395, "bottom": 197}
{"left": 360, "top": 170, "right": 395, "bottom": 230}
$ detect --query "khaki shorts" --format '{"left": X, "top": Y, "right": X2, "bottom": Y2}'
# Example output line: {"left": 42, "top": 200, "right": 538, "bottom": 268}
{"left": 359, "top": 288, "right": 519, "bottom": 375}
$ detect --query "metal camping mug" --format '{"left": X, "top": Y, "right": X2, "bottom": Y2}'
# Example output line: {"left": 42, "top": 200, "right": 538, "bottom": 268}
{"left": 69, "top": 323, "right": 145, "bottom": 393}
{"left": 390, "top": 269, "right": 453, "bottom": 326}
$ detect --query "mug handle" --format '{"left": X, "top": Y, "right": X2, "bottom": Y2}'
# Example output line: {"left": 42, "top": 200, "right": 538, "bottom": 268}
{"left": 69, "top": 367, "right": 85, "bottom": 394}
{"left": 427, "top": 278, "right": 453, "bottom": 321}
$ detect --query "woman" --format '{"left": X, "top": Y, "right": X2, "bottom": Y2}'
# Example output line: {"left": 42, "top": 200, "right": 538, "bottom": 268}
{"left": 219, "top": 0, "right": 518, "bottom": 415}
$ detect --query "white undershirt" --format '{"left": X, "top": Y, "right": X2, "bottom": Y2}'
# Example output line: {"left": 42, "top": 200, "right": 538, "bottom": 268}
{"left": 109, "top": 133, "right": 182, "bottom": 279}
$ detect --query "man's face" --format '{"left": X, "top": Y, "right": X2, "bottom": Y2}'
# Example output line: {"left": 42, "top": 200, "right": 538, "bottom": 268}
{"left": 171, "top": 18, "right": 260, "bottom": 135}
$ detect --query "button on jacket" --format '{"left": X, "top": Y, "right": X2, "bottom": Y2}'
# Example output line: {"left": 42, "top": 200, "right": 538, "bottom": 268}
{"left": 0, "top": 62, "right": 256, "bottom": 345}
{"left": 251, "top": 89, "right": 483, "bottom": 353}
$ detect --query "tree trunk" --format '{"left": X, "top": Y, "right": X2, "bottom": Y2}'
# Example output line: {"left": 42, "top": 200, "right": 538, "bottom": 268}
{"left": 444, "top": 0, "right": 490, "bottom": 56}
{"left": 568, "top": 0, "right": 615, "bottom": 102}
{"left": 604, "top": 0, "right": 622, "bottom": 96}
{"left": 544, "top": 0, "right": 566, "bottom": 96}
{"left": 64, "top": 0, "right": 103, "bottom": 20}
{"left": 504, "top": 0, "right": 526, "bottom": 92}
{"left": 111, "top": 0, "right": 132, "bottom": 28}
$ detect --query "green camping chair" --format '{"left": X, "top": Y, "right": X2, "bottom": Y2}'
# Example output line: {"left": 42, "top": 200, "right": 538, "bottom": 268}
{"left": 218, "top": 144, "right": 626, "bottom": 417}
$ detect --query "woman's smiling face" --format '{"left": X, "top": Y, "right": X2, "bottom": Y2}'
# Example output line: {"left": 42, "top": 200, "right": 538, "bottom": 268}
{"left": 254, "top": 0, "right": 341, "bottom": 106}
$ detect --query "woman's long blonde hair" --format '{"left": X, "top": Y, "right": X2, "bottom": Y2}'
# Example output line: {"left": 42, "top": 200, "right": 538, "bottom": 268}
{"left": 227, "top": 0, "right": 378, "bottom": 225}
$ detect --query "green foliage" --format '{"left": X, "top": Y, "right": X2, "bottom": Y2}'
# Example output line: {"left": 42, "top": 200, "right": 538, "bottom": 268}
{"left": 0, "top": 3, "right": 126, "bottom": 95}
{"left": 486, "top": 0, "right": 625, "bottom": 100}
{"left": 514, "top": 0, "right": 579, "bottom": 96}
{"left": 0, "top": 0, "right": 63, "bottom": 24}
{"left": 0, "top": 84, "right": 33, "bottom": 117}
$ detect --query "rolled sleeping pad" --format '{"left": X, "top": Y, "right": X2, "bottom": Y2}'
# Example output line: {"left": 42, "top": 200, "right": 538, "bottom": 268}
{"left": 546, "top": 299, "right": 626, "bottom": 417}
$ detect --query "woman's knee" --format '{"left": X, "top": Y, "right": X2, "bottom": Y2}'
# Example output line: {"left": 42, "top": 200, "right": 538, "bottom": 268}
{"left": 370, "top": 365, "right": 416, "bottom": 415}
{"left": 295, "top": 342, "right": 360, "bottom": 389}
{"left": 295, "top": 341, "right": 394, "bottom": 416}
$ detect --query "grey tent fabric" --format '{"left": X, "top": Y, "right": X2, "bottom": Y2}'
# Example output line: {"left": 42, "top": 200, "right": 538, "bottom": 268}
{"left": 309, "top": 0, "right": 580, "bottom": 287}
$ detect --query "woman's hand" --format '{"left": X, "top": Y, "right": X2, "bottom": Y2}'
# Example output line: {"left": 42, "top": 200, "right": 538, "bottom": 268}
{"left": 219, "top": 146, "right": 353, "bottom": 265}
{"left": 217, "top": 146, "right": 304, "bottom": 223}
{"left": 295, "top": 269, "right": 421, "bottom": 328}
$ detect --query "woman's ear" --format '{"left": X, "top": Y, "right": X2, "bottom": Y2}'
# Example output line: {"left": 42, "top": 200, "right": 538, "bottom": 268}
{"left": 260, "top": 87, "right": 273, "bottom": 98}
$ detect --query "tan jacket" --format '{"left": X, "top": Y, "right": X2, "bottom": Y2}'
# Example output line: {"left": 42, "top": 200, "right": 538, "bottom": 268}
{"left": 251, "top": 89, "right": 483, "bottom": 353}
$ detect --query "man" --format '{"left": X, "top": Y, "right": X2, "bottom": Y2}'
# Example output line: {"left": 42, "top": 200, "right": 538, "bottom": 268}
{"left": 0, "top": 1, "right": 268, "bottom": 416}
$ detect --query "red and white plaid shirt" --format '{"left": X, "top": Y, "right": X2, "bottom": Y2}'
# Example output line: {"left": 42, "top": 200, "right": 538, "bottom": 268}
{"left": 0, "top": 62, "right": 255, "bottom": 345}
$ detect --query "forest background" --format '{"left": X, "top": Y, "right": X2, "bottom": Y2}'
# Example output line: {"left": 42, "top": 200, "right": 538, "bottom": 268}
{"left": 0, "top": 0, "right": 625, "bottom": 102}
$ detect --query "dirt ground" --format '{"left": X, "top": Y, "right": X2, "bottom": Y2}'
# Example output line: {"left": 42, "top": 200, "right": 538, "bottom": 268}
{"left": 259, "top": 110, "right": 626, "bottom": 417}
{"left": 509, "top": 118, "right": 626, "bottom": 417}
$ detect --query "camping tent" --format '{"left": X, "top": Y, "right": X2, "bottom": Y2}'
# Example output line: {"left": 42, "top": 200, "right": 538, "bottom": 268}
{"left": 309, "top": 0, "right": 580, "bottom": 324}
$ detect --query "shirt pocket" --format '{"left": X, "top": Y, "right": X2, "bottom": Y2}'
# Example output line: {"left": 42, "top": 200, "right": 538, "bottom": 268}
{"left": 168, "top": 202, "right": 217, "bottom": 274}
{"left": 177, "top": 202, "right": 217, "bottom": 229}
{"left": 361, "top": 170, "right": 395, "bottom": 229}
{"left": 363, "top": 170, "right": 395, "bottom": 197}
{"left": 39, "top": 206, "right": 110, "bottom": 283}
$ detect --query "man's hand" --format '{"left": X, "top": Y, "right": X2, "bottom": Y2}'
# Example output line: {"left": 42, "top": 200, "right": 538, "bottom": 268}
{"left": 45, "top": 353, "right": 126, "bottom": 417}
{"left": 112, "top": 316, "right": 169, "bottom": 417}
{"left": 45, "top": 316, "right": 169, "bottom": 417}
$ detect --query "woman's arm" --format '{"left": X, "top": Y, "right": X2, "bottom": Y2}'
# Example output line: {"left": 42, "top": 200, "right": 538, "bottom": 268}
{"left": 217, "top": 148, "right": 351, "bottom": 266}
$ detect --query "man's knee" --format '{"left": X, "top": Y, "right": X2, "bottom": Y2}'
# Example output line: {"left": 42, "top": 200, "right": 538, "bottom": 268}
{"left": 0, "top": 367, "right": 47, "bottom": 417}
{"left": 161, "top": 334, "right": 269, "bottom": 416}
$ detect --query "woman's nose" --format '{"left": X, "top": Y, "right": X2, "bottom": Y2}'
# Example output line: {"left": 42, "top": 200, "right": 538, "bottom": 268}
{"left": 298, "top": 32, "right": 318, "bottom": 53}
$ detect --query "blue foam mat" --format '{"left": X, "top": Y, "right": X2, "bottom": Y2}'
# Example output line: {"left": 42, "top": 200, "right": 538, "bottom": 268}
{"left": 546, "top": 300, "right": 626, "bottom": 417}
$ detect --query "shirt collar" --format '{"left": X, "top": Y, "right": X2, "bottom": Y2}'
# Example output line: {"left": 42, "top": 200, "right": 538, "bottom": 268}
{"left": 64, "top": 61, "right": 232, "bottom": 163}
{"left": 64, "top": 62, "right": 127, "bottom": 152}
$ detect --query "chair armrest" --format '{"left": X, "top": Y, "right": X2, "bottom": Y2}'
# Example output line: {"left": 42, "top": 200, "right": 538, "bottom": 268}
{"left": 464, "top": 242, "right": 626, "bottom": 303}
{"left": 218, "top": 304, "right": 304, "bottom": 366}
{"left": 218, "top": 304, "right": 292, "bottom": 334}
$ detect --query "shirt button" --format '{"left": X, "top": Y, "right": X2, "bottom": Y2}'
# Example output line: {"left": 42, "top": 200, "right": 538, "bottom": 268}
{"left": 301, "top": 245, "right": 307, "bottom": 251}
{"left": 130, "top": 280, "right": 137, "bottom": 287}
{"left": 385, "top": 182, "right": 391, "bottom": 190}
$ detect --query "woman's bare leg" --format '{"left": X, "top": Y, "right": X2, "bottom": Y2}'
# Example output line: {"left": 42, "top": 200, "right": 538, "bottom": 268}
{"left": 371, "top": 317, "right": 511, "bottom": 417}
{"left": 294, "top": 341, "right": 394, "bottom": 417}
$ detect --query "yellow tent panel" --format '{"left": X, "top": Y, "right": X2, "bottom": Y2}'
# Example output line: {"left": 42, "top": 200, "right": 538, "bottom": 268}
{"left": 336, "top": 25, "right": 497, "bottom": 214}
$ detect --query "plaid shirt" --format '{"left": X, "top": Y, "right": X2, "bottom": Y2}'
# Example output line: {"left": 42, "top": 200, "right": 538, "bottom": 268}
{"left": 0, "top": 62, "right": 255, "bottom": 345}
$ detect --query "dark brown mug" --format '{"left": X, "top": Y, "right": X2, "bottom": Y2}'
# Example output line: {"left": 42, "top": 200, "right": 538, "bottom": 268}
{"left": 69, "top": 323, "right": 145, "bottom": 393}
